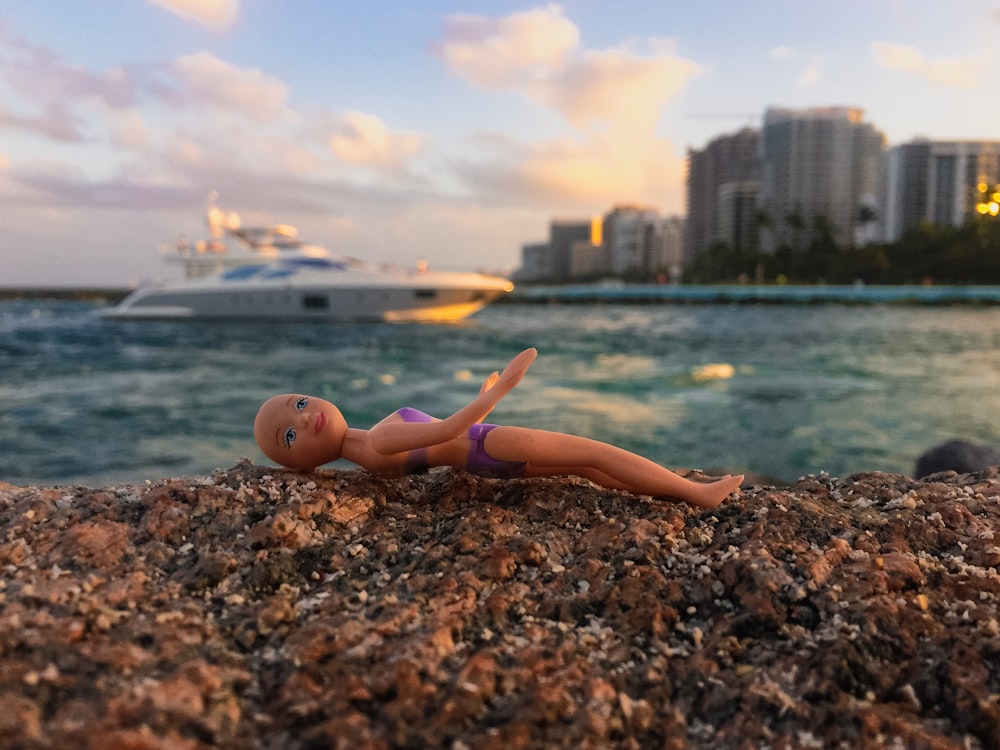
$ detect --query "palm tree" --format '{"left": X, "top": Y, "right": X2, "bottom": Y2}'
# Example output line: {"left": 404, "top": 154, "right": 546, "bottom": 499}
{"left": 784, "top": 210, "right": 806, "bottom": 252}
{"left": 855, "top": 204, "right": 878, "bottom": 245}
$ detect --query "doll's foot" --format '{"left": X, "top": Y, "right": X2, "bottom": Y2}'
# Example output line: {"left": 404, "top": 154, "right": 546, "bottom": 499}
{"left": 688, "top": 474, "right": 744, "bottom": 509}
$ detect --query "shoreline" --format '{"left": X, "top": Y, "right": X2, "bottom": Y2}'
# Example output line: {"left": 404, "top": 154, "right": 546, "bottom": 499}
{"left": 0, "top": 287, "right": 131, "bottom": 303}
{"left": 510, "top": 282, "right": 1000, "bottom": 305}
{"left": 2, "top": 462, "right": 998, "bottom": 748}
{"left": 10, "top": 283, "right": 1000, "bottom": 307}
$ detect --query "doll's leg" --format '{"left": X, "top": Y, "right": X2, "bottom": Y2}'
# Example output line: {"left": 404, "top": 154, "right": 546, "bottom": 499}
{"left": 486, "top": 427, "right": 742, "bottom": 509}
{"left": 520, "top": 458, "right": 742, "bottom": 509}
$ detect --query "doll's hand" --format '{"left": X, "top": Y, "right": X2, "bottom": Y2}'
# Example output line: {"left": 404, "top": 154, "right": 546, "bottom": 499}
{"left": 480, "top": 371, "right": 500, "bottom": 396}
{"left": 495, "top": 348, "right": 537, "bottom": 392}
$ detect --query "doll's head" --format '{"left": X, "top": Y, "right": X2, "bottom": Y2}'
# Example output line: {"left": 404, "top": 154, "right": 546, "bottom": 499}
{"left": 254, "top": 394, "right": 348, "bottom": 471}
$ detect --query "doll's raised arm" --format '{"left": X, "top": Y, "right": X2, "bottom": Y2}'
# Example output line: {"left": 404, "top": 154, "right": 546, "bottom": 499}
{"left": 471, "top": 370, "right": 500, "bottom": 423}
{"left": 366, "top": 348, "right": 537, "bottom": 455}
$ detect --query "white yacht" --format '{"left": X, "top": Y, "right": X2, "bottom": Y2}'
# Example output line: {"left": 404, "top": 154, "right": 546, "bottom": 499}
{"left": 103, "top": 197, "right": 513, "bottom": 322}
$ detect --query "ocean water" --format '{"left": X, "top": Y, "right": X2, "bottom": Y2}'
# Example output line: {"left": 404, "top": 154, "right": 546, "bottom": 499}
{"left": 4, "top": 298, "right": 1000, "bottom": 487}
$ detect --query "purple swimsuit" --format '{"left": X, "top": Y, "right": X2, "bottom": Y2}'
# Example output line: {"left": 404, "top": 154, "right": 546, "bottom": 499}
{"left": 395, "top": 407, "right": 526, "bottom": 479}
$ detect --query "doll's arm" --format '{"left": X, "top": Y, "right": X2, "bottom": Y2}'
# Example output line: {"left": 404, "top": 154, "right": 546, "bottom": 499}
{"left": 367, "top": 348, "right": 537, "bottom": 455}
{"left": 473, "top": 370, "right": 500, "bottom": 423}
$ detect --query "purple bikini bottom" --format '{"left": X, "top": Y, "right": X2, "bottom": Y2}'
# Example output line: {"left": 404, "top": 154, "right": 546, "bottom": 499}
{"left": 465, "top": 423, "right": 527, "bottom": 479}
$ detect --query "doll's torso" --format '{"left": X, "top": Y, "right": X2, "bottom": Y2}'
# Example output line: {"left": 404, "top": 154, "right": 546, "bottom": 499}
{"left": 398, "top": 407, "right": 433, "bottom": 473}
{"left": 393, "top": 407, "right": 525, "bottom": 479}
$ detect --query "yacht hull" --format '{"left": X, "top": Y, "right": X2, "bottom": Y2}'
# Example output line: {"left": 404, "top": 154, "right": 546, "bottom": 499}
{"left": 103, "top": 274, "right": 512, "bottom": 322}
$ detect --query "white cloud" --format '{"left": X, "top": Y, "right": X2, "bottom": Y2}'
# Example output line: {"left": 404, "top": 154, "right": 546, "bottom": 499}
{"left": 147, "top": 0, "right": 239, "bottom": 31}
{"left": 109, "top": 109, "right": 150, "bottom": 149}
{"left": 924, "top": 56, "right": 985, "bottom": 88}
{"left": 538, "top": 40, "right": 699, "bottom": 130}
{"left": 523, "top": 134, "right": 685, "bottom": 205}
{"left": 454, "top": 130, "right": 687, "bottom": 214}
{"left": 0, "top": 21, "right": 142, "bottom": 132}
{"left": 0, "top": 100, "right": 86, "bottom": 142}
{"left": 0, "top": 22, "right": 427, "bottom": 186}
{"left": 796, "top": 60, "right": 822, "bottom": 87}
{"left": 328, "top": 111, "right": 423, "bottom": 168}
{"left": 872, "top": 41, "right": 923, "bottom": 71}
{"left": 172, "top": 52, "right": 292, "bottom": 122}
{"left": 769, "top": 46, "right": 795, "bottom": 61}
{"left": 872, "top": 40, "right": 986, "bottom": 88}
{"left": 433, "top": 3, "right": 578, "bottom": 89}
{"left": 435, "top": 6, "right": 699, "bottom": 132}
{"left": 149, "top": 119, "right": 330, "bottom": 181}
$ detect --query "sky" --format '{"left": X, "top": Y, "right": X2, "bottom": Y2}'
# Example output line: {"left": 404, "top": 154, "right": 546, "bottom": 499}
{"left": 1, "top": 1, "right": 999, "bottom": 287}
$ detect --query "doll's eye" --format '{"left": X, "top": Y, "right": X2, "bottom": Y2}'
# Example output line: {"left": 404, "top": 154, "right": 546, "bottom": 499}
{"left": 283, "top": 427, "right": 296, "bottom": 448}
{"left": 294, "top": 397, "right": 308, "bottom": 411}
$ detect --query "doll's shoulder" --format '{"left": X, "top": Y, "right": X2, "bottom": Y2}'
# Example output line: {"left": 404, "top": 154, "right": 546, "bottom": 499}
{"left": 394, "top": 407, "right": 435, "bottom": 423}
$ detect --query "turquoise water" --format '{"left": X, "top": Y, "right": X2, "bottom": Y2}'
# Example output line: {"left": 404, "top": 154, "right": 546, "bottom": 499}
{"left": 4, "top": 299, "right": 1000, "bottom": 486}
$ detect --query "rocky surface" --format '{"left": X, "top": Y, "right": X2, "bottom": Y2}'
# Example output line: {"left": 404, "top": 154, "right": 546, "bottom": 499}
{"left": 1, "top": 461, "right": 999, "bottom": 749}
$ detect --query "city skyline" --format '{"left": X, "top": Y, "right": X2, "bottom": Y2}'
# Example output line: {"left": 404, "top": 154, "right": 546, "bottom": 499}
{"left": 2, "top": 1, "right": 999, "bottom": 286}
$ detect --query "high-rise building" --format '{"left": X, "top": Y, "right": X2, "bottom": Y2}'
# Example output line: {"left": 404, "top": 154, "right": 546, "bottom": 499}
{"left": 549, "top": 220, "right": 594, "bottom": 279}
{"left": 716, "top": 181, "right": 760, "bottom": 253}
{"left": 568, "top": 239, "right": 610, "bottom": 278}
{"left": 883, "top": 139, "right": 1000, "bottom": 241}
{"left": 603, "top": 205, "right": 662, "bottom": 276}
{"left": 514, "top": 217, "right": 604, "bottom": 282}
{"left": 647, "top": 216, "right": 685, "bottom": 280}
{"left": 516, "top": 242, "right": 552, "bottom": 282}
{"left": 685, "top": 128, "right": 760, "bottom": 262}
{"left": 759, "top": 107, "right": 884, "bottom": 251}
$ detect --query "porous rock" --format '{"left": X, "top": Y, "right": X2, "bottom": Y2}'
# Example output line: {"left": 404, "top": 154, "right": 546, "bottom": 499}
{"left": 915, "top": 439, "right": 1000, "bottom": 479}
{"left": 1, "top": 462, "right": 999, "bottom": 749}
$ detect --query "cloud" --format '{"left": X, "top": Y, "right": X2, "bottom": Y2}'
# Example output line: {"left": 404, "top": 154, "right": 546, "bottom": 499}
{"left": 871, "top": 41, "right": 923, "bottom": 71}
{"left": 923, "top": 56, "right": 985, "bottom": 88}
{"left": 871, "top": 40, "right": 985, "bottom": 88}
{"left": 328, "top": 111, "right": 423, "bottom": 168}
{"left": 433, "top": 3, "right": 578, "bottom": 89}
{"left": 147, "top": 0, "right": 239, "bottom": 31}
{"left": 453, "top": 130, "right": 687, "bottom": 213}
{"left": 796, "top": 60, "right": 822, "bottom": 87}
{"left": 522, "top": 135, "right": 685, "bottom": 205}
{"left": 108, "top": 110, "right": 150, "bottom": 149}
{"left": 172, "top": 52, "right": 292, "bottom": 122}
{"left": 539, "top": 40, "right": 699, "bottom": 130}
{"left": 768, "top": 46, "right": 795, "bottom": 61}
{"left": 0, "top": 21, "right": 142, "bottom": 112}
{"left": 1, "top": 15, "right": 426, "bottom": 181}
{"left": 434, "top": 5, "right": 697, "bottom": 214}
{"left": 435, "top": 5, "right": 699, "bottom": 132}
{"left": 0, "top": 100, "right": 87, "bottom": 142}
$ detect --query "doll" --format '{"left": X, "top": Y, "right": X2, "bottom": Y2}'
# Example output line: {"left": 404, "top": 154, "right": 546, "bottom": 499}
{"left": 254, "top": 348, "right": 743, "bottom": 509}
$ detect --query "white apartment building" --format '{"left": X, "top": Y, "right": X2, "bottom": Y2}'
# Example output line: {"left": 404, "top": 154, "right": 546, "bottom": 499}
{"left": 883, "top": 139, "right": 1000, "bottom": 241}
{"left": 759, "top": 107, "right": 884, "bottom": 251}
{"left": 603, "top": 205, "right": 661, "bottom": 275}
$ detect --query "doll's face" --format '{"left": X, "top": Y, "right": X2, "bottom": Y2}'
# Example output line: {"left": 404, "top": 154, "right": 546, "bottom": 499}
{"left": 254, "top": 394, "right": 347, "bottom": 471}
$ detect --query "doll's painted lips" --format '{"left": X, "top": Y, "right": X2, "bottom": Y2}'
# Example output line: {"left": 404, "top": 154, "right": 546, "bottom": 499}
{"left": 314, "top": 413, "right": 327, "bottom": 434}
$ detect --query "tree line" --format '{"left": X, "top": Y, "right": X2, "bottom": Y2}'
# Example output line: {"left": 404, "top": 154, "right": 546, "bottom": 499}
{"left": 683, "top": 212, "right": 1000, "bottom": 285}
